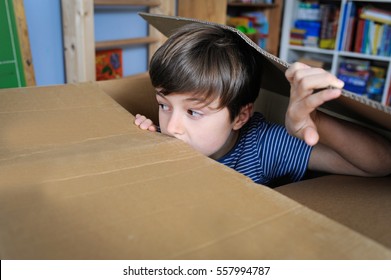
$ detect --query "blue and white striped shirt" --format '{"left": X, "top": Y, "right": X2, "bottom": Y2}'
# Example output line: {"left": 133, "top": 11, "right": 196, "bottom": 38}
{"left": 218, "top": 112, "right": 312, "bottom": 186}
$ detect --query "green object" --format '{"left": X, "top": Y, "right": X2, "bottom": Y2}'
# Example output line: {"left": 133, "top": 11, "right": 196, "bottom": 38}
{"left": 246, "top": 27, "right": 257, "bottom": 35}
{"left": 0, "top": 0, "right": 27, "bottom": 89}
{"left": 237, "top": 25, "right": 257, "bottom": 35}
{"left": 236, "top": 25, "right": 247, "bottom": 33}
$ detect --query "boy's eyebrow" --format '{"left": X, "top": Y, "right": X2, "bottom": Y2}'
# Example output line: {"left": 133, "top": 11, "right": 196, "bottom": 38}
{"left": 184, "top": 96, "right": 207, "bottom": 103}
{"left": 155, "top": 90, "right": 206, "bottom": 103}
{"left": 155, "top": 90, "right": 219, "bottom": 109}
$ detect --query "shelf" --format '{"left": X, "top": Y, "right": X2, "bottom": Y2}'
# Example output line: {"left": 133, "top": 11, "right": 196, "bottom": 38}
{"left": 289, "top": 45, "right": 335, "bottom": 55}
{"left": 280, "top": 0, "right": 391, "bottom": 106}
{"left": 95, "top": 36, "right": 159, "bottom": 50}
{"left": 227, "top": 3, "right": 277, "bottom": 9}
{"left": 94, "top": 0, "right": 160, "bottom": 6}
{"left": 338, "top": 51, "right": 391, "bottom": 62}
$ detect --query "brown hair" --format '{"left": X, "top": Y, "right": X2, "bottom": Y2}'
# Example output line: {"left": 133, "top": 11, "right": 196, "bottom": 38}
{"left": 149, "top": 23, "right": 262, "bottom": 121}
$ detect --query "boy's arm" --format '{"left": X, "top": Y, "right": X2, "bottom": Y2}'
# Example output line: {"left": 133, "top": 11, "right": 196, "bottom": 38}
{"left": 285, "top": 62, "right": 391, "bottom": 177}
{"left": 134, "top": 114, "right": 158, "bottom": 132}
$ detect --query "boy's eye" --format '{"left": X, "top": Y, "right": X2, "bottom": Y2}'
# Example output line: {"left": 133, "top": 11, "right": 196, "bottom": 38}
{"left": 158, "top": 103, "right": 170, "bottom": 111}
{"left": 187, "top": 109, "right": 203, "bottom": 118}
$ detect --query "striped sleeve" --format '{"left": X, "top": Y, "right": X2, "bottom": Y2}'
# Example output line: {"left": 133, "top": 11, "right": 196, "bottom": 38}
{"left": 218, "top": 112, "right": 312, "bottom": 186}
{"left": 260, "top": 123, "right": 312, "bottom": 183}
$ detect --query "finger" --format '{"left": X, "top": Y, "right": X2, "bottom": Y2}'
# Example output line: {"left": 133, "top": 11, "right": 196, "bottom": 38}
{"left": 285, "top": 62, "right": 311, "bottom": 82}
{"left": 295, "top": 88, "right": 342, "bottom": 115}
{"left": 290, "top": 122, "right": 319, "bottom": 146}
{"left": 134, "top": 115, "right": 147, "bottom": 126}
{"left": 294, "top": 71, "right": 344, "bottom": 97}
{"left": 139, "top": 119, "right": 154, "bottom": 130}
{"left": 303, "top": 126, "right": 319, "bottom": 146}
{"left": 300, "top": 73, "right": 344, "bottom": 92}
{"left": 288, "top": 68, "right": 332, "bottom": 105}
{"left": 288, "top": 67, "right": 344, "bottom": 102}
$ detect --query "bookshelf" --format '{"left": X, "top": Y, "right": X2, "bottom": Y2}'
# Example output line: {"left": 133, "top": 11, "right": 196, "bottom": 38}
{"left": 279, "top": 0, "right": 391, "bottom": 107}
{"left": 227, "top": 0, "right": 283, "bottom": 56}
{"left": 177, "top": 0, "right": 283, "bottom": 56}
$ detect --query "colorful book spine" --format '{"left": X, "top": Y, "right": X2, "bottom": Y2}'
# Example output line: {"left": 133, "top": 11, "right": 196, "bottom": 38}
{"left": 360, "top": 6, "right": 391, "bottom": 25}
{"left": 362, "top": 19, "right": 370, "bottom": 54}
{"left": 354, "top": 19, "right": 365, "bottom": 53}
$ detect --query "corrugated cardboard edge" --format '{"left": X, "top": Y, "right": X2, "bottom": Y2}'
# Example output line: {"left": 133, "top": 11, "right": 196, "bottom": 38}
{"left": 139, "top": 12, "right": 391, "bottom": 131}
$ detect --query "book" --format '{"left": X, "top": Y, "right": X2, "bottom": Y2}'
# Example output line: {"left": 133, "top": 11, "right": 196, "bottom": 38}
{"left": 360, "top": 6, "right": 391, "bottom": 25}
{"left": 227, "top": 16, "right": 250, "bottom": 28}
{"left": 354, "top": 19, "right": 365, "bottom": 53}
{"left": 344, "top": 16, "right": 356, "bottom": 51}
{"left": 294, "top": 20, "right": 321, "bottom": 47}
{"left": 382, "top": 25, "right": 391, "bottom": 56}
{"left": 318, "top": 3, "right": 340, "bottom": 49}
{"left": 387, "top": 84, "right": 391, "bottom": 106}
{"left": 298, "top": 57, "right": 331, "bottom": 70}
{"left": 296, "top": 2, "right": 321, "bottom": 21}
{"left": 95, "top": 49, "right": 123, "bottom": 81}
{"left": 242, "top": 11, "right": 269, "bottom": 49}
{"left": 344, "top": 2, "right": 357, "bottom": 51}
{"left": 339, "top": 1, "right": 352, "bottom": 50}
{"left": 372, "top": 23, "right": 383, "bottom": 55}
{"left": 367, "top": 66, "right": 386, "bottom": 102}
{"left": 383, "top": 24, "right": 391, "bottom": 56}
{"left": 361, "top": 19, "right": 371, "bottom": 54}
{"left": 337, "top": 59, "right": 370, "bottom": 94}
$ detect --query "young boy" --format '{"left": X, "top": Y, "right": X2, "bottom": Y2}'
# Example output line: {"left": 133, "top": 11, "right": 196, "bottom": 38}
{"left": 135, "top": 23, "right": 391, "bottom": 187}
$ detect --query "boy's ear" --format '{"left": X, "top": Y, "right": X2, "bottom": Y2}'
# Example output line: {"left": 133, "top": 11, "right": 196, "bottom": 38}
{"left": 233, "top": 103, "right": 253, "bottom": 130}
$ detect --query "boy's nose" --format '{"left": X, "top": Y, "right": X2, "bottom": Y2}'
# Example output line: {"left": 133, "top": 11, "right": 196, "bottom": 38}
{"left": 166, "top": 113, "right": 184, "bottom": 136}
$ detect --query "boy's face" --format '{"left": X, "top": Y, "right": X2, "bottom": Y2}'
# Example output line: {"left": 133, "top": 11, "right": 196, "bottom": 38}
{"left": 156, "top": 90, "right": 238, "bottom": 159}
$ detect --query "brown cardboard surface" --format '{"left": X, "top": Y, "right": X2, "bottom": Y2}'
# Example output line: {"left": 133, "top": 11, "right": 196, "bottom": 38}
{"left": 139, "top": 12, "right": 391, "bottom": 131}
{"left": 1, "top": 82, "right": 391, "bottom": 259}
{"left": 98, "top": 72, "right": 159, "bottom": 125}
{"left": 277, "top": 175, "right": 391, "bottom": 249}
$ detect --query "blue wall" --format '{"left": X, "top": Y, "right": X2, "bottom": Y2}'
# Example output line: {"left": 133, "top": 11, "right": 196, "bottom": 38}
{"left": 24, "top": 0, "right": 65, "bottom": 85}
{"left": 24, "top": 1, "right": 155, "bottom": 86}
{"left": 94, "top": 6, "right": 149, "bottom": 77}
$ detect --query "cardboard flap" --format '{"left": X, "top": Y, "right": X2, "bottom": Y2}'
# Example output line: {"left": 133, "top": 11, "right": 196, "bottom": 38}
{"left": 139, "top": 12, "right": 291, "bottom": 100}
{"left": 139, "top": 12, "right": 391, "bottom": 131}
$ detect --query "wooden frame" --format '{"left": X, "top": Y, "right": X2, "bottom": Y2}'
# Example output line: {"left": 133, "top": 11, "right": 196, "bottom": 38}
{"left": 61, "top": 0, "right": 175, "bottom": 83}
{"left": 178, "top": 0, "right": 227, "bottom": 24}
{"left": 0, "top": 0, "right": 36, "bottom": 87}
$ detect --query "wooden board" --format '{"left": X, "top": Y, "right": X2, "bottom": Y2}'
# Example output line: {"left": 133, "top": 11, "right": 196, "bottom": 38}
{"left": 178, "top": 0, "right": 227, "bottom": 24}
{"left": 61, "top": 0, "right": 175, "bottom": 83}
{"left": 0, "top": 0, "right": 35, "bottom": 88}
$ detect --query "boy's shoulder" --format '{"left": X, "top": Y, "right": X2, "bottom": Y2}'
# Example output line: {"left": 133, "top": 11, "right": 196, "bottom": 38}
{"left": 242, "top": 112, "right": 271, "bottom": 133}
{"left": 241, "top": 112, "right": 296, "bottom": 144}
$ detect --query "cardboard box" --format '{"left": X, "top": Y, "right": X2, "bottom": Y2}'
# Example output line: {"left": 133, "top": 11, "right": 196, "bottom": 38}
{"left": 0, "top": 74, "right": 390, "bottom": 260}
{"left": 1, "top": 13, "right": 391, "bottom": 260}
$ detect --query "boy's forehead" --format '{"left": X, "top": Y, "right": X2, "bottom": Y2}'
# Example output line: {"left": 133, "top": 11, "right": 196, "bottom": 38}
{"left": 155, "top": 90, "right": 222, "bottom": 108}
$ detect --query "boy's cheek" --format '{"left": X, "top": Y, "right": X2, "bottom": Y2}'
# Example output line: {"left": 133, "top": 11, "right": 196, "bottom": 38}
{"left": 157, "top": 115, "right": 169, "bottom": 135}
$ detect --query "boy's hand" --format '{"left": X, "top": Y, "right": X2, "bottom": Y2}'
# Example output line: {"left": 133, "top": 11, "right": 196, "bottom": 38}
{"left": 285, "top": 62, "right": 344, "bottom": 146}
{"left": 134, "top": 114, "right": 158, "bottom": 132}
